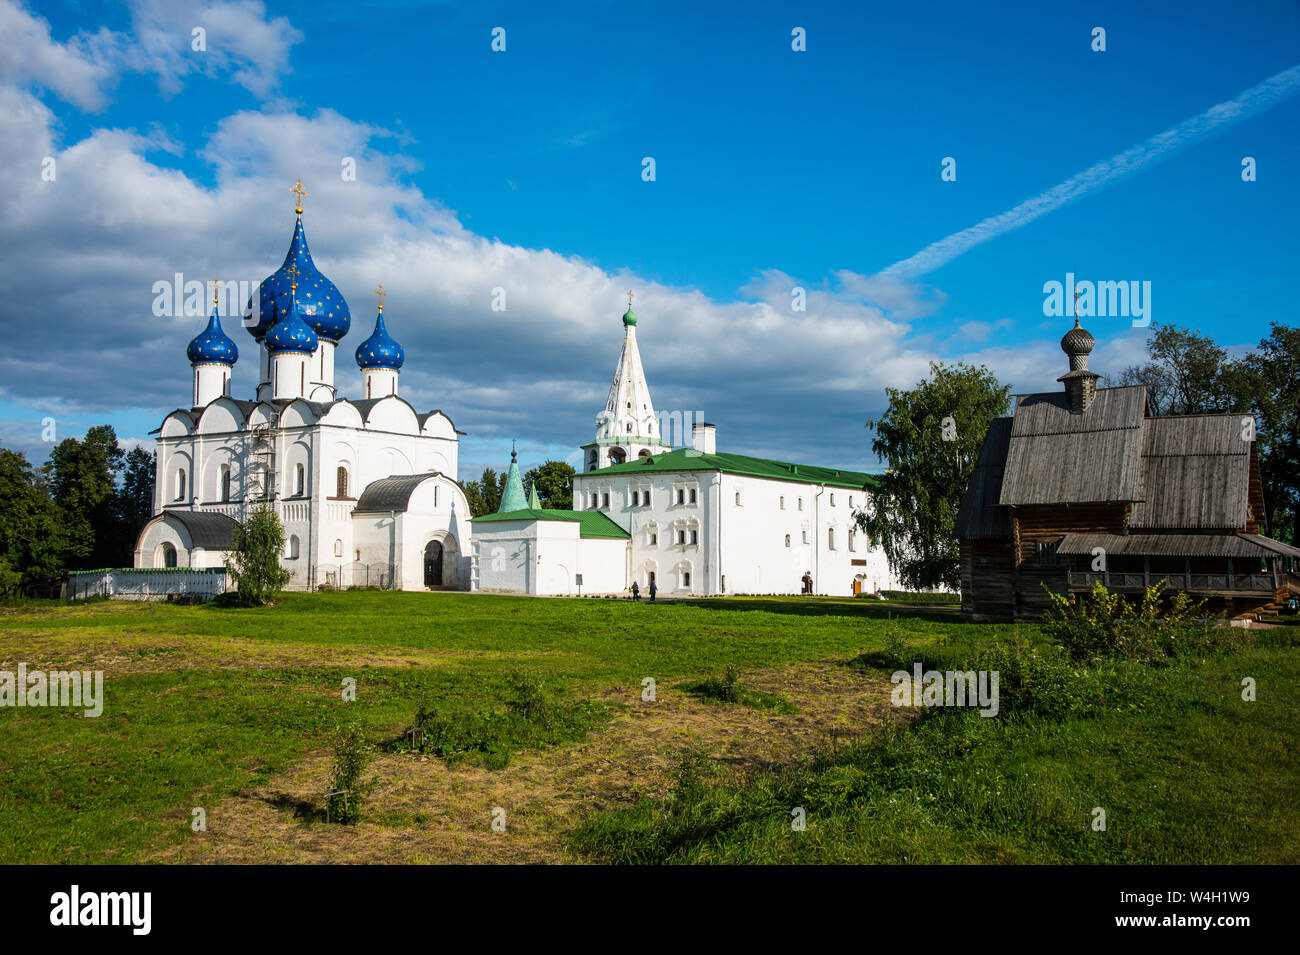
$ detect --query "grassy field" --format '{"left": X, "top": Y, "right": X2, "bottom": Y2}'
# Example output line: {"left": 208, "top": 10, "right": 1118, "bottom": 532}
{"left": 0, "top": 591, "right": 1295, "bottom": 864}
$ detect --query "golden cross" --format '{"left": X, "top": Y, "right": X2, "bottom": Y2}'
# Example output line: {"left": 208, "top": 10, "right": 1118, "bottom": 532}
{"left": 211, "top": 277, "right": 221, "bottom": 308}
{"left": 626, "top": 289, "right": 634, "bottom": 308}
{"left": 287, "top": 261, "right": 299, "bottom": 292}
{"left": 291, "top": 178, "right": 308, "bottom": 214}
{"left": 375, "top": 284, "right": 386, "bottom": 311}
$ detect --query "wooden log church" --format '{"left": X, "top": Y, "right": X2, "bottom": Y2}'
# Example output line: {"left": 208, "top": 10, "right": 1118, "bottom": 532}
{"left": 956, "top": 319, "right": 1300, "bottom": 621}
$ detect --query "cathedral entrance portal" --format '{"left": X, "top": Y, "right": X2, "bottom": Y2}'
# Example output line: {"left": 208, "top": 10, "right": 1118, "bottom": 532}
{"left": 424, "top": 540, "right": 443, "bottom": 588}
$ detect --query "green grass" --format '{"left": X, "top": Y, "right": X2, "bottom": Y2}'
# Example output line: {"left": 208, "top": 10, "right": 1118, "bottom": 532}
{"left": 573, "top": 628, "right": 1300, "bottom": 864}
{"left": 1, "top": 590, "right": 1296, "bottom": 864}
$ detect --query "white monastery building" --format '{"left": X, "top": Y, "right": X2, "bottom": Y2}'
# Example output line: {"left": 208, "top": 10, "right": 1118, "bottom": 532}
{"left": 470, "top": 298, "right": 902, "bottom": 597}
{"left": 133, "top": 183, "right": 472, "bottom": 590}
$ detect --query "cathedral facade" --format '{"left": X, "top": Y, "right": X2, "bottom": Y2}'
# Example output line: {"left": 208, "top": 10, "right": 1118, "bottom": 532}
{"left": 133, "top": 185, "right": 472, "bottom": 590}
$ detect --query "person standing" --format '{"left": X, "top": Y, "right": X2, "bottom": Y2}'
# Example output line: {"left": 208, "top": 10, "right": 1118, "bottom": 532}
{"left": 649, "top": 579, "right": 658, "bottom": 601}
{"left": 631, "top": 580, "right": 640, "bottom": 601}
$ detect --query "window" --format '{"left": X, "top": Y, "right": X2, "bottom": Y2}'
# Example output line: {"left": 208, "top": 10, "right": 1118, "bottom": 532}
{"left": 785, "top": 534, "right": 791, "bottom": 547}
{"left": 798, "top": 497, "right": 803, "bottom": 511}
{"left": 676, "top": 488, "right": 685, "bottom": 505}
{"left": 334, "top": 539, "right": 343, "bottom": 557}
{"left": 590, "top": 492, "right": 598, "bottom": 509}
{"left": 734, "top": 491, "right": 741, "bottom": 506}
{"left": 650, "top": 531, "right": 658, "bottom": 546}
{"left": 602, "top": 492, "right": 610, "bottom": 508}
{"left": 677, "top": 529, "right": 686, "bottom": 545}
{"left": 780, "top": 495, "right": 785, "bottom": 509}
{"left": 220, "top": 465, "right": 231, "bottom": 502}
{"left": 683, "top": 571, "right": 691, "bottom": 588}
{"left": 288, "top": 535, "right": 301, "bottom": 560}
{"left": 828, "top": 528, "right": 835, "bottom": 550}
{"left": 830, "top": 493, "right": 836, "bottom": 506}
{"left": 160, "top": 542, "right": 177, "bottom": 568}
{"left": 848, "top": 529, "right": 856, "bottom": 551}
{"left": 1036, "top": 540, "right": 1060, "bottom": 567}
{"left": 690, "top": 529, "right": 698, "bottom": 545}
{"left": 626, "top": 422, "right": 632, "bottom": 433}
{"left": 802, "top": 530, "right": 809, "bottom": 544}
{"left": 688, "top": 488, "right": 697, "bottom": 504}
{"left": 294, "top": 463, "right": 305, "bottom": 496}
{"left": 176, "top": 468, "right": 187, "bottom": 502}
{"left": 336, "top": 466, "right": 349, "bottom": 498}
{"left": 631, "top": 490, "right": 639, "bottom": 506}
{"left": 849, "top": 496, "right": 854, "bottom": 508}
{"left": 642, "top": 488, "right": 651, "bottom": 506}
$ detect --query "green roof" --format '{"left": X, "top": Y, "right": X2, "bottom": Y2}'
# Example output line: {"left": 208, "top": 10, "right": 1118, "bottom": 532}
{"left": 577, "top": 447, "right": 880, "bottom": 490}
{"left": 471, "top": 508, "right": 631, "bottom": 539}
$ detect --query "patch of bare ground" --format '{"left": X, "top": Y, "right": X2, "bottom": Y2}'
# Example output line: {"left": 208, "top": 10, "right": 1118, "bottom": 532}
{"left": 152, "top": 658, "right": 899, "bottom": 864}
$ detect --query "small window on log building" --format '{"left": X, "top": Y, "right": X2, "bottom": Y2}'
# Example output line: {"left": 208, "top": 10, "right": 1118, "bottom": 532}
{"left": 1035, "top": 539, "right": 1061, "bottom": 567}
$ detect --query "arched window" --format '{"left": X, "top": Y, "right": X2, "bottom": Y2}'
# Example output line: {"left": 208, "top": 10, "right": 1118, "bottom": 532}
{"left": 288, "top": 535, "right": 300, "bottom": 559}
{"left": 828, "top": 528, "right": 835, "bottom": 550}
{"left": 848, "top": 529, "right": 856, "bottom": 551}
{"left": 334, "top": 539, "right": 343, "bottom": 557}
{"left": 219, "top": 464, "right": 231, "bottom": 502}
{"left": 176, "top": 469, "right": 186, "bottom": 502}
{"left": 785, "top": 534, "right": 791, "bottom": 547}
{"left": 294, "top": 463, "right": 305, "bottom": 496}
{"left": 780, "top": 495, "right": 785, "bottom": 509}
{"left": 160, "top": 542, "right": 178, "bottom": 568}
{"left": 336, "top": 466, "right": 349, "bottom": 498}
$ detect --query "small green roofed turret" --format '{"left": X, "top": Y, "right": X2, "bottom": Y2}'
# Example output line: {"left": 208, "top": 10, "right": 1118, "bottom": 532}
{"left": 498, "top": 441, "right": 527, "bottom": 513}
{"left": 622, "top": 289, "right": 637, "bottom": 326}
{"left": 527, "top": 483, "right": 541, "bottom": 509}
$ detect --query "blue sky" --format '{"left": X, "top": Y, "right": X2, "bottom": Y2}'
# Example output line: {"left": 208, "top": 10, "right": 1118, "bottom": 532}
{"left": 1, "top": 0, "right": 1297, "bottom": 481}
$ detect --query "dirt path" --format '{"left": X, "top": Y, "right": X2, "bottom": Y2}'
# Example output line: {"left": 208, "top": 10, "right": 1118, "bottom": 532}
{"left": 152, "top": 660, "right": 897, "bottom": 864}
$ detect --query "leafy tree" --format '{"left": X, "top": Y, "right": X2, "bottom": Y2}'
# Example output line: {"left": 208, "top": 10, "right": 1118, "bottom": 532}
{"left": 856, "top": 361, "right": 1011, "bottom": 591}
{"left": 1226, "top": 323, "right": 1300, "bottom": 542}
{"left": 43, "top": 425, "right": 124, "bottom": 567}
{"left": 0, "top": 449, "right": 69, "bottom": 584}
{"left": 463, "top": 467, "right": 505, "bottom": 517}
{"left": 1117, "top": 324, "right": 1234, "bottom": 415}
{"left": 223, "top": 504, "right": 291, "bottom": 606}
{"left": 523, "top": 460, "right": 576, "bottom": 510}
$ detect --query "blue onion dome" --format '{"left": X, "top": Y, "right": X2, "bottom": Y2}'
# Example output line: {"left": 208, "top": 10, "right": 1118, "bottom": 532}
{"left": 355, "top": 311, "right": 404, "bottom": 369}
{"left": 244, "top": 215, "right": 351, "bottom": 342}
{"left": 265, "top": 297, "right": 320, "bottom": 354}
{"left": 187, "top": 309, "right": 239, "bottom": 365}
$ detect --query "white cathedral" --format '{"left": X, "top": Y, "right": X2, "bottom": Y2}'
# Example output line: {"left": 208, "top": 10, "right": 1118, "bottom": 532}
{"left": 134, "top": 185, "right": 901, "bottom": 597}
{"left": 133, "top": 185, "right": 472, "bottom": 590}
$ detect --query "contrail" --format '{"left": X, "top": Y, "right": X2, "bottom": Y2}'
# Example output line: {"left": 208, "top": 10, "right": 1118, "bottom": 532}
{"left": 880, "top": 64, "right": 1300, "bottom": 280}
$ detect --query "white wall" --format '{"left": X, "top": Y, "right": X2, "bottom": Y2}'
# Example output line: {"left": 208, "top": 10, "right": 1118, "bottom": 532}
{"left": 470, "top": 519, "right": 629, "bottom": 595}
{"left": 573, "top": 468, "right": 902, "bottom": 596}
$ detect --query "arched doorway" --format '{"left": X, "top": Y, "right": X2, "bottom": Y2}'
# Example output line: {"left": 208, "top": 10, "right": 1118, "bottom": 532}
{"left": 159, "top": 542, "right": 178, "bottom": 568}
{"left": 424, "top": 540, "right": 443, "bottom": 587}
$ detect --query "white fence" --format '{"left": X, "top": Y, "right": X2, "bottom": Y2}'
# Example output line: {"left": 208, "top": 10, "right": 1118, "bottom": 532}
{"left": 67, "top": 568, "right": 229, "bottom": 602}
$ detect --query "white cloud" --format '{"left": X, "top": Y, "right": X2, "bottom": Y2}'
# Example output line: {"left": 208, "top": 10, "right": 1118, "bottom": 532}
{"left": 0, "top": 1, "right": 125, "bottom": 111}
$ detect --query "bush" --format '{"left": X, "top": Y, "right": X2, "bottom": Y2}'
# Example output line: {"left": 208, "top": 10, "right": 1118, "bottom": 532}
{"left": 1042, "top": 580, "right": 1227, "bottom": 663}
{"left": 223, "top": 504, "right": 292, "bottom": 606}
{"left": 326, "top": 719, "right": 372, "bottom": 824}
{"left": 684, "top": 667, "right": 797, "bottom": 713}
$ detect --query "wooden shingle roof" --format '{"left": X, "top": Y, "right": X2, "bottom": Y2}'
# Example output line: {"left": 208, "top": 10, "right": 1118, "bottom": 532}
{"left": 1128, "top": 415, "right": 1251, "bottom": 530}
{"left": 998, "top": 386, "right": 1146, "bottom": 506}
{"left": 955, "top": 417, "right": 1013, "bottom": 539}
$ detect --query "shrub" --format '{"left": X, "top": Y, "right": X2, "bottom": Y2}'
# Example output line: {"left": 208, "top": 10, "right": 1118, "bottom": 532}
{"left": 326, "top": 719, "right": 372, "bottom": 824}
{"left": 1042, "top": 580, "right": 1219, "bottom": 663}
{"left": 223, "top": 504, "right": 292, "bottom": 607}
{"left": 684, "top": 667, "right": 796, "bottom": 713}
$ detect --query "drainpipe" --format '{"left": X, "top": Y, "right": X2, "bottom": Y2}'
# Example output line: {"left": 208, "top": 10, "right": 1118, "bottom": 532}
{"left": 813, "top": 484, "right": 826, "bottom": 594}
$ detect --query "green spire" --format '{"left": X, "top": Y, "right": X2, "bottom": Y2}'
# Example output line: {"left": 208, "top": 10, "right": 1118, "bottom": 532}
{"left": 527, "top": 482, "right": 541, "bottom": 509}
{"left": 498, "top": 441, "right": 527, "bottom": 513}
